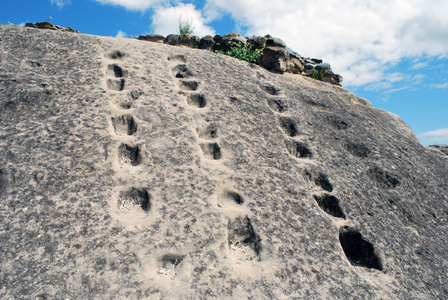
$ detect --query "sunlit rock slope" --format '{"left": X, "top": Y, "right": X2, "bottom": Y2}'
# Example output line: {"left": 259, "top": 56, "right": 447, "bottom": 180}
{"left": 0, "top": 25, "right": 447, "bottom": 299}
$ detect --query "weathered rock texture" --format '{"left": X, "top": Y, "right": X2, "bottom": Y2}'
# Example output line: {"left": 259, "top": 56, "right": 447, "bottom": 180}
{"left": 1, "top": 25, "right": 448, "bottom": 299}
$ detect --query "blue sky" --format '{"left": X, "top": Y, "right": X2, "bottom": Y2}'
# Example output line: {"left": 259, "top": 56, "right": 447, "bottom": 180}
{"left": 2, "top": 0, "right": 447, "bottom": 145}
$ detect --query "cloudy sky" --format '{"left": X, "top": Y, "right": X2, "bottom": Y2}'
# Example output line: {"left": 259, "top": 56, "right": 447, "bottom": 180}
{"left": 2, "top": 0, "right": 447, "bottom": 145}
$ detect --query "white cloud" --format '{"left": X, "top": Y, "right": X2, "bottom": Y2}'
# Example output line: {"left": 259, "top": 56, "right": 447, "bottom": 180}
{"left": 151, "top": 3, "right": 215, "bottom": 37}
{"left": 203, "top": 0, "right": 448, "bottom": 87}
{"left": 50, "top": 0, "right": 71, "bottom": 8}
{"left": 419, "top": 128, "right": 448, "bottom": 145}
{"left": 115, "top": 30, "right": 127, "bottom": 38}
{"left": 412, "top": 62, "right": 428, "bottom": 70}
{"left": 420, "top": 128, "right": 448, "bottom": 137}
{"left": 385, "top": 86, "right": 411, "bottom": 93}
{"left": 430, "top": 82, "right": 448, "bottom": 89}
{"left": 94, "top": 0, "right": 166, "bottom": 11}
{"left": 419, "top": 129, "right": 448, "bottom": 145}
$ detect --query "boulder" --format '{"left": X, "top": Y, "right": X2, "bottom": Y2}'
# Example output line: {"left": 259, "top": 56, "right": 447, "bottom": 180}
{"left": 304, "top": 58, "right": 316, "bottom": 64}
{"left": 164, "top": 34, "right": 179, "bottom": 45}
{"left": 316, "top": 62, "right": 331, "bottom": 70}
{"left": 212, "top": 35, "right": 230, "bottom": 51}
{"left": 225, "top": 32, "right": 241, "bottom": 39}
{"left": 178, "top": 33, "right": 191, "bottom": 46}
{"left": 138, "top": 34, "right": 165, "bottom": 43}
{"left": 290, "top": 58, "right": 305, "bottom": 74}
{"left": 213, "top": 33, "right": 246, "bottom": 50}
{"left": 260, "top": 46, "right": 289, "bottom": 73}
{"left": 199, "top": 35, "right": 215, "bottom": 50}
{"left": 231, "top": 36, "right": 247, "bottom": 45}
{"left": 24, "top": 22, "right": 79, "bottom": 33}
{"left": 34, "top": 22, "right": 54, "bottom": 29}
{"left": 189, "top": 36, "right": 201, "bottom": 48}
{"left": 250, "top": 36, "right": 267, "bottom": 49}
{"left": 266, "top": 37, "right": 286, "bottom": 48}
{"left": 304, "top": 63, "right": 315, "bottom": 70}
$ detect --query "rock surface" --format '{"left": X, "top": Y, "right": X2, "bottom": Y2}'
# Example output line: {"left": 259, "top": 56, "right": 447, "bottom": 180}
{"left": 1, "top": 25, "right": 448, "bottom": 299}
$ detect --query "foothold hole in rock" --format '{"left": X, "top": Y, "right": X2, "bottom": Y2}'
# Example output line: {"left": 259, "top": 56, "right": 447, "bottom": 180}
{"left": 188, "top": 94, "right": 207, "bottom": 108}
{"left": 339, "top": 226, "right": 383, "bottom": 271}
{"left": 267, "top": 98, "right": 286, "bottom": 113}
{"left": 128, "top": 90, "right": 144, "bottom": 100}
{"left": 228, "top": 216, "right": 261, "bottom": 260}
{"left": 180, "top": 80, "right": 199, "bottom": 91}
{"left": 285, "top": 140, "right": 312, "bottom": 158}
{"left": 107, "top": 78, "right": 125, "bottom": 91}
{"left": 229, "top": 96, "right": 241, "bottom": 104}
{"left": 315, "top": 173, "right": 333, "bottom": 192}
{"left": 262, "top": 85, "right": 281, "bottom": 95}
{"left": 118, "top": 187, "right": 150, "bottom": 212}
{"left": 118, "top": 144, "right": 140, "bottom": 166}
{"left": 106, "top": 50, "right": 126, "bottom": 59}
{"left": 197, "top": 124, "right": 218, "bottom": 139}
{"left": 27, "top": 61, "right": 41, "bottom": 67}
{"left": 158, "top": 254, "right": 185, "bottom": 276}
{"left": 167, "top": 54, "right": 187, "bottom": 62}
{"left": 367, "top": 165, "right": 400, "bottom": 189}
{"left": 223, "top": 191, "right": 244, "bottom": 205}
{"left": 118, "top": 101, "right": 133, "bottom": 109}
{"left": 174, "top": 64, "right": 193, "bottom": 78}
{"left": 345, "top": 142, "right": 371, "bottom": 158}
{"left": 200, "top": 143, "right": 221, "bottom": 160}
{"left": 111, "top": 114, "right": 137, "bottom": 135}
{"left": 107, "top": 64, "right": 125, "bottom": 78}
{"left": 327, "top": 116, "right": 349, "bottom": 130}
{"left": 313, "top": 194, "right": 346, "bottom": 219}
{"left": 278, "top": 116, "right": 299, "bottom": 137}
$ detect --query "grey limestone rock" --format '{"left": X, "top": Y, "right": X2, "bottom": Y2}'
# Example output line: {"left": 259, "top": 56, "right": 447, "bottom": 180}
{"left": 249, "top": 36, "right": 267, "bottom": 49}
{"left": 138, "top": 34, "right": 165, "bottom": 43}
{"left": 290, "top": 58, "right": 305, "bottom": 74}
{"left": 188, "top": 35, "right": 201, "bottom": 48}
{"left": 178, "top": 33, "right": 191, "bottom": 46}
{"left": 266, "top": 37, "right": 287, "bottom": 48}
{"left": 231, "top": 35, "right": 247, "bottom": 45}
{"left": 164, "top": 34, "right": 179, "bottom": 45}
{"left": 25, "top": 22, "right": 80, "bottom": 33}
{"left": 1, "top": 24, "right": 448, "bottom": 299}
{"left": 199, "top": 35, "right": 215, "bottom": 50}
{"left": 316, "top": 62, "right": 331, "bottom": 70}
{"left": 260, "top": 46, "right": 290, "bottom": 73}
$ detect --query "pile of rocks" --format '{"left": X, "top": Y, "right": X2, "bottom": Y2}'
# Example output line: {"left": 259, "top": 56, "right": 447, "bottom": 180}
{"left": 139, "top": 32, "right": 343, "bottom": 85}
{"left": 25, "top": 22, "right": 79, "bottom": 33}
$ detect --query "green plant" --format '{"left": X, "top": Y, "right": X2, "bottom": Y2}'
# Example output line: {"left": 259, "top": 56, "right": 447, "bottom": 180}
{"left": 7, "top": 21, "right": 14, "bottom": 25}
{"left": 216, "top": 42, "right": 262, "bottom": 64}
{"left": 47, "top": 16, "right": 52, "bottom": 23}
{"left": 178, "top": 15, "right": 194, "bottom": 35}
{"left": 309, "top": 69, "right": 326, "bottom": 81}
